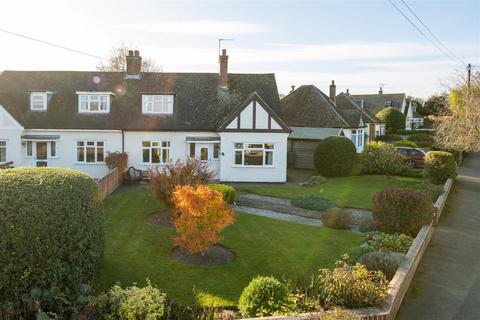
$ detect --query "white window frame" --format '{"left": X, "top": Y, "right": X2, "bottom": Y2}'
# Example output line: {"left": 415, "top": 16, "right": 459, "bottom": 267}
{"left": 77, "top": 93, "right": 111, "bottom": 113}
{"left": 350, "top": 129, "right": 364, "bottom": 148}
{"left": 142, "top": 95, "right": 174, "bottom": 114}
{"left": 76, "top": 141, "right": 105, "bottom": 164}
{"left": 0, "top": 141, "right": 6, "bottom": 163}
{"left": 233, "top": 143, "right": 274, "bottom": 167}
{"left": 141, "top": 141, "right": 171, "bottom": 164}
{"left": 30, "top": 92, "right": 48, "bottom": 111}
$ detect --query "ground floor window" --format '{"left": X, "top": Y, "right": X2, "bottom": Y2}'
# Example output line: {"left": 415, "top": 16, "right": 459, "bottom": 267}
{"left": 77, "top": 141, "right": 104, "bottom": 163}
{"left": 234, "top": 143, "right": 274, "bottom": 166}
{"left": 0, "top": 141, "right": 6, "bottom": 162}
{"left": 350, "top": 129, "right": 364, "bottom": 148}
{"left": 142, "top": 141, "right": 170, "bottom": 164}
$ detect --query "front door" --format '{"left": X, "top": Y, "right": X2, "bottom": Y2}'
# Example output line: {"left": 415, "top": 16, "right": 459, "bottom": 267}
{"left": 36, "top": 142, "right": 48, "bottom": 167}
{"left": 195, "top": 143, "right": 220, "bottom": 178}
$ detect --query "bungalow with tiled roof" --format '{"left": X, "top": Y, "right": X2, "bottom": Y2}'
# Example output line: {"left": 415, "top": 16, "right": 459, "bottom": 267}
{"left": 280, "top": 82, "right": 384, "bottom": 170}
{"left": 0, "top": 50, "right": 290, "bottom": 182}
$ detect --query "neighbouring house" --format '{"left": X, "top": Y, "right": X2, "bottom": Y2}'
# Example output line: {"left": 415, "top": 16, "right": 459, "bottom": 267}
{"left": 280, "top": 82, "right": 384, "bottom": 169}
{"left": 0, "top": 49, "right": 290, "bottom": 182}
{"left": 350, "top": 87, "right": 424, "bottom": 131}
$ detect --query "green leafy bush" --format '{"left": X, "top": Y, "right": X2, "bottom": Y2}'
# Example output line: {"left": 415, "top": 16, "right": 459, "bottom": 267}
{"left": 394, "top": 140, "right": 418, "bottom": 148}
{"left": 317, "top": 262, "right": 388, "bottom": 308}
{"left": 321, "top": 208, "right": 353, "bottom": 230}
{"left": 238, "top": 276, "right": 288, "bottom": 317}
{"left": 300, "top": 175, "right": 328, "bottom": 187}
{"left": 291, "top": 195, "right": 337, "bottom": 212}
{"left": 363, "top": 232, "right": 413, "bottom": 254}
{"left": 376, "top": 107, "right": 406, "bottom": 134}
{"left": 359, "top": 251, "right": 405, "bottom": 280}
{"left": 359, "top": 215, "right": 375, "bottom": 233}
{"left": 0, "top": 168, "right": 104, "bottom": 304}
{"left": 407, "top": 133, "right": 435, "bottom": 147}
{"left": 98, "top": 280, "right": 167, "bottom": 320}
{"left": 208, "top": 183, "right": 237, "bottom": 204}
{"left": 314, "top": 136, "right": 357, "bottom": 177}
{"left": 342, "top": 244, "right": 375, "bottom": 265}
{"left": 362, "top": 141, "right": 407, "bottom": 175}
{"left": 374, "top": 134, "right": 403, "bottom": 142}
{"left": 373, "top": 188, "right": 433, "bottom": 236}
{"left": 424, "top": 151, "right": 457, "bottom": 184}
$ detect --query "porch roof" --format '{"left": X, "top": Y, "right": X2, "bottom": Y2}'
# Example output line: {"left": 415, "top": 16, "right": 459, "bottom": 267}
{"left": 21, "top": 134, "right": 60, "bottom": 140}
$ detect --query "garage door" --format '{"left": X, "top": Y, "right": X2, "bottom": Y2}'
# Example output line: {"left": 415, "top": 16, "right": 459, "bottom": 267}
{"left": 291, "top": 140, "right": 320, "bottom": 169}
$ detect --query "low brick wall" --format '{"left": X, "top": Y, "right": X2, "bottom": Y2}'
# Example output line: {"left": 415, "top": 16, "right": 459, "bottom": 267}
{"left": 241, "top": 178, "right": 454, "bottom": 320}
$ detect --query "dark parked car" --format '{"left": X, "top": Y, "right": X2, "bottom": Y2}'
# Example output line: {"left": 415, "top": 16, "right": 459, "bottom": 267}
{"left": 395, "top": 147, "right": 426, "bottom": 168}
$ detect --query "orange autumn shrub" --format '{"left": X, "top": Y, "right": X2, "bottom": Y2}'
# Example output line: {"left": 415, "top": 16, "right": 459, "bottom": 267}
{"left": 172, "top": 185, "right": 235, "bottom": 254}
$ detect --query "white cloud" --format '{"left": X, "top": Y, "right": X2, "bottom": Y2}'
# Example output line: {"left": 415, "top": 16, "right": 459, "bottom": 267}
{"left": 118, "top": 20, "right": 270, "bottom": 36}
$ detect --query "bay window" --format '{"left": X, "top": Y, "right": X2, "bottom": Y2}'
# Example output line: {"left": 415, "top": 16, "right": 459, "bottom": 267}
{"left": 234, "top": 143, "right": 274, "bottom": 166}
{"left": 77, "top": 141, "right": 104, "bottom": 163}
{"left": 142, "top": 141, "right": 170, "bottom": 164}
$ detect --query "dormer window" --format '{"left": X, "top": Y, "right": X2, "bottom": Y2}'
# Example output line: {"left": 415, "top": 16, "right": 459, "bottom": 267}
{"left": 384, "top": 100, "right": 392, "bottom": 106}
{"left": 142, "top": 95, "right": 174, "bottom": 114}
{"left": 30, "top": 92, "right": 48, "bottom": 111}
{"left": 77, "top": 92, "right": 113, "bottom": 113}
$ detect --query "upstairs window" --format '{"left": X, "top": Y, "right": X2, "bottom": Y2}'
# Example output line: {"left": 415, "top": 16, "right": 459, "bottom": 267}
{"left": 30, "top": 92, "right": 47, "bottom": 111}
{"left": 77, "top": 93, "right": 111, "bottom": 113}
{"left": 384, "top": 100, "right": 392, "bottom": 106}
{"left": 142, "top": 95, "right": 174, "bottom": 114}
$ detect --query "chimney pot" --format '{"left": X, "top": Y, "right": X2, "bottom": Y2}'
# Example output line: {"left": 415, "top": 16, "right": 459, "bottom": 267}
{"left": 379, "top": 87, "right": 383, "bottom": 94}
{"left": 219, "top": 49, "right": 229, "bottom": 87}
{"left": 125, "top": 49, "right": 142, "bottom": 79}
{"left": 329, "top": 80, "right": 336, "bottom": 103}
{"left": 290, "top": 85, "right": 295, "bottom": 93}
{"left": 346, "top": 88, "right": 350, "bottom": 96}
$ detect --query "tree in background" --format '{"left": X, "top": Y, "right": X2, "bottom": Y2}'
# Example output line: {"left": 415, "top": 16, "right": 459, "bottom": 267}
{"left": 435, "top": 71, "right": 480, "bottom": 151}
{"left": 97, "top": 44, "right": 161, "bottom": 72}
{"left": 375, "top": 107, "right": 406, "bottom": 134}
{"left": 172, "top": 185, "right": 234, "bottom": 254}
{"left": 417, "top": 93, "right": 450, "bottom": 117}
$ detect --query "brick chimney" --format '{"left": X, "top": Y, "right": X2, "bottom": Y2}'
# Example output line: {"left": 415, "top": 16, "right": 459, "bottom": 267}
{"left": 378, "top": 86, "right": 383, "bottom": 94}
{"left": 346, "top": 88, "right": 350, "bottom": 96}
{"left": 329, "top": 80, "right": 336, "bottom": 103}
{"left": 219, "top": 49, "right": 229, "bottom": 87}
{"left": 290, "top": 85, "right": 295, "bottom": 93}
{"left": 125, "top": 50, "right": 142, "bottom": 79}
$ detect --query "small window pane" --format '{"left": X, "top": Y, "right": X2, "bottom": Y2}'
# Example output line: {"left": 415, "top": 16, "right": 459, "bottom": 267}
{"left": 235, "top": 151, "right": 243, "bottom": 165}
{"left": 50, "top": 141, "right": 56, "bottom": 157}
{"left": 244, "top": 150, "right": 263, "bottom": 166}
{"left": 152, "top": 142, "right": 160, "bottom": 147}
{"left": 97, "top": 144, "right": 104, "bottom": 162}
{"left": 152, "top": 148, "right": 161, "bottom": 163}
{"left": 265, "top": 150, "right": 274, "bottom": 165}
{"left": 142, "top": 141, "right": 150, "bottom": 148}
{"left": 77, "top": 146, "right": 84, "bottom": 162}
{"left": 248, "top": 144, "right": 263, "bottom": 149}
{"left": 234, "top": 143, "right": 243, "bottom": 149}
{"left": 86, "top": 146, "right": 95, "bottom": 162}
{"left": 200, "top": 147, "right": 208, "bottom": 161}
{"left": 0, "top": 141, "right": 6, "bottom": 162}
{"left": 27, "top": 141, "right": 33, "bottom": 157}
{"left": 162, "top": 148, "right": 170, "bottom": 163}
{"left": 162, "top": 141, "right": 170, "bottom": 148}
{"left": 143, "top": 149, "right": 150, "bottom": 163}
{"left": 189, "top": 143, "right": 195, "bottom": 158}
{"left": 213, "top": 143, "right": 220, "bottom": 159}
{"left": 265, "top": 144, "right": 274, "bottom": 150}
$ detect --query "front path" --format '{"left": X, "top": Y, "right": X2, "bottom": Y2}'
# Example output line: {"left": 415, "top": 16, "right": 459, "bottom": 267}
{"left": 397, "top": 153, "right": 480, "bottom": 320}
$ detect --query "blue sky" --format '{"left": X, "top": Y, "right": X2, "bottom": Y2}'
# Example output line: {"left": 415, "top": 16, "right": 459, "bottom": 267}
{"left": 0, "top": 0, "right": 479, "bottom": 98}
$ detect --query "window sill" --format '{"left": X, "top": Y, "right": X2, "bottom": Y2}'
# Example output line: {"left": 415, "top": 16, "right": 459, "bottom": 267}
{"left": 75, "top": 162, "right": 106, "bottom": 165}
{"left": 232, "top": 165, "right": 275, "bottom": 168}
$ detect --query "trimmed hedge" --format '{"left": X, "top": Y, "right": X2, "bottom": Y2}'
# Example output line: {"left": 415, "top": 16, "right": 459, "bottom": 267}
{"left": 314, "top": 136, "right": 357, "bottom": 177}
{"left": 362, "top": 141, "right": 406, "bottom": 175}
{"left": 0, "top": 168, "right": 104, "bottom": 304}
{"left": 407, "top": 133, "right": 435, "bottom": 148}
{"left": 376, "top": 107, "right": 406, "bottom": 134}
{"left": 394, "top": 140, "right": 418, "bottom": 148}
{"left": 238, "top": 276, "right": 288, "bottom": 317}
{"left": 208, "top": 183, "right": 237, "bottom": 204}
{"left": 373, "top": 188, "right": 433, "bottom": 236}
{"left": 424, "top": 151, "right": 457, "bottom": 184}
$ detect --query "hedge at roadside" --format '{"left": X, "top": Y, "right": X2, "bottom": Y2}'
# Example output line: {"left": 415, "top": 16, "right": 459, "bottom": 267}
{"left": 0, "top": 168, "right": 104, "bottom": 304}
{"left": 314, "top": 136, "right": 357, "bottom": 177}
{"left": 424, "top": 151, "right": 457, "bottom": 184}
{"left": 208, "top": 183, "right": 237, "bottom": 204}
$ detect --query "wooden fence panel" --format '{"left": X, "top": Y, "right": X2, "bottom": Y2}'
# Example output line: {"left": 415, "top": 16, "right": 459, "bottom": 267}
{"left": 97, "top": 168, "right": 122, "bottom": 201}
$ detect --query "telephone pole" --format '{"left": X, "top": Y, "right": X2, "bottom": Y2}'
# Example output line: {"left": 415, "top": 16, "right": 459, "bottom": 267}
{"left": 467, "top": 63, "right": 472, "bottom": 89}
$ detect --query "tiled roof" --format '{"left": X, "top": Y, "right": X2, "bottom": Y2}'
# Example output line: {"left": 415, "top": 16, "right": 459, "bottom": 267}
{"left": 350, "top": 93, "right": 406, "bottom": 115}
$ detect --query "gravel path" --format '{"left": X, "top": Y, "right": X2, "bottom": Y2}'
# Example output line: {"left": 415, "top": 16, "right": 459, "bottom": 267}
{"left": 234, "top": 205, "right": 324, "bottom": 227}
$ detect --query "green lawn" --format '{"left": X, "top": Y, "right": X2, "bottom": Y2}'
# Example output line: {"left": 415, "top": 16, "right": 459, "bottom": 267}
{"left": 240, "top": 175, "right": 423, "bottom": 210}
{"left": 95, "top": 187, "right": 361, "bottom": 307}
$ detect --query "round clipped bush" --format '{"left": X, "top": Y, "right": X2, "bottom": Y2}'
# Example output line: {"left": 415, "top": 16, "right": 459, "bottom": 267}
{"left": 314, "top": 136, "right": 357, "bottom": 177}
{"left": 394, "top": 140, "right": 418, "bottom": 148}
{"left": 208, "top": 183, "right": 237, "bottom": 204}
{"left": 375, "top": 107, "right": 406, "bottom": 134}
{"left": 372, "top": 188, "right": 433, "bottom": 236}
{"left": 238, "top": 276, "right": 288, "bottom": 317}
{"left": 424, "top": 151, "right": 457, "bottom": 184}
{"left": 362, "top": 141, "right": 406, "bottom": 175}
{"left": 321, "top": 208, "right": 353, "bottom": 230}
{"left": 0, "top": 168, "right": 104, "bottom": 303}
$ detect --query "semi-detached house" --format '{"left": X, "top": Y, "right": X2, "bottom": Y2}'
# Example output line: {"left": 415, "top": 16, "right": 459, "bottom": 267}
{"left": 0, "top": 50, "right": 291, "bottom": 182}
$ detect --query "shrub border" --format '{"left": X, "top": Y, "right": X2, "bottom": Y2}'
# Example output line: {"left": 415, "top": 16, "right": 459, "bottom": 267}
{"left": 240, "top": 178, "right": 454, "bottom": 320}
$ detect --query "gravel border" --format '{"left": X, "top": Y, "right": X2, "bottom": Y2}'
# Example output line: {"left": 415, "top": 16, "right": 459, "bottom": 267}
{"left": 234, "top": 205, "right": 323, "bottom": 227}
